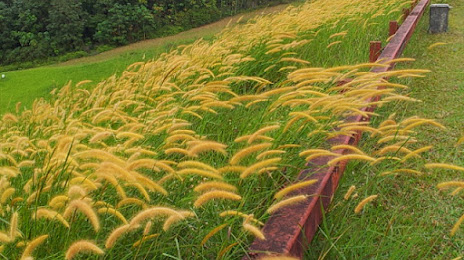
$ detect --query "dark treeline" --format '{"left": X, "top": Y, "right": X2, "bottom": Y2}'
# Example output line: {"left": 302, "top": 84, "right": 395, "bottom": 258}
{"left": 0, "top": 0, "right": 290, "bottom": 66}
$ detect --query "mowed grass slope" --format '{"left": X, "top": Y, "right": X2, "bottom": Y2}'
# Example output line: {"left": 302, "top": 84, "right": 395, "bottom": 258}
{"left": 0, "top": 44, "right": 184, "bottom": 114}
{"left": 307, "top": 0, "right": 464, "bottom": 258}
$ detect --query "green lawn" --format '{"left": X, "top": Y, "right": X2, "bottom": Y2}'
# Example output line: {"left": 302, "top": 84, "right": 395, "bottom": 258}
{"left": 307, "top": 0, "right": 464, "bottom": 258}
{"left": 0, "top": 40, "right": 193, "bottom": 114}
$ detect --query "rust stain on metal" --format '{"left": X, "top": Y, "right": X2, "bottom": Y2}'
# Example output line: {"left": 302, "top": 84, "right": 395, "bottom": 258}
{"left": 370, "top": 41, "right": 383, "bottom": 63}
{"left": 389, "top": 20, "right": 399, "bottom": 36}
{"left": 243, "top": 0, "right": 430, "bottom": 258}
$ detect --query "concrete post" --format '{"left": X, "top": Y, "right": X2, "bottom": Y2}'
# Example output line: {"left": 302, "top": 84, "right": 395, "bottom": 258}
{"left": 429, "top": 4, "right": 450, "bottom": 33}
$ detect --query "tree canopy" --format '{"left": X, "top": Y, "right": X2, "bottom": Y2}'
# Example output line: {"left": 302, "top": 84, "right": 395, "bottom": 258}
{"left": 0, "top": 0, "right": 288, "bottom": 66}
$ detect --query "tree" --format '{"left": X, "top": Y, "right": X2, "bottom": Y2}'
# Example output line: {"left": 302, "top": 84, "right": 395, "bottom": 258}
{"left": 0, "top": 0, "right": 288, "bottom": 66}
{"left": 94, "top": 3, "right": 156, "bottom": 45}
{"left": 0, "top": 2, "right": 15, "bottom": 53}
{"left": 47, "top": 0, "right": 86, "bottom": 54}
{"left": 3, "top": 0, "right": 52, "bottom": 63}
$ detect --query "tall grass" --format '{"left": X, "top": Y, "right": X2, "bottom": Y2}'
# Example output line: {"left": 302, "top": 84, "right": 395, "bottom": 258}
{"left": 0, "top": 0, "right": 442, "bottom": 258}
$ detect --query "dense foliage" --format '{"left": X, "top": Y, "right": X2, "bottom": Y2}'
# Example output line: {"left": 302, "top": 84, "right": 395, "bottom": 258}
{"left": 0, "top": 0, "right": 289, "bottom": 66}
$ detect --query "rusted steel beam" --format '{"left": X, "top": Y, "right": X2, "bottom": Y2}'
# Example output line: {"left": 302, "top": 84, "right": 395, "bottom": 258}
{"left": 244, "top": 0, "right": 430, "bottom": 258}
{"left": 374, "top": 0, "right": 430, "bottom": 73}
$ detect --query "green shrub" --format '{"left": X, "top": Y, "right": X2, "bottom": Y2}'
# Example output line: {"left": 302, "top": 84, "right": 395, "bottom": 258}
{"left": 96, "top": 45, "right": 114, "bottom": 54}
{"left": 58, "top": 51, "right": 88, "bottom": 62}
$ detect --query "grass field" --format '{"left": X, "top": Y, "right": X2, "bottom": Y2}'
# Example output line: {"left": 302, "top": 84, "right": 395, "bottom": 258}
{"left": 0, "top": 0, "right": 424, "bottom": 259}
{"left": 0, "top": 4, "right": 291, "bottom": 115}
{"left": 307, "top": 0, "right": 464, "bottom": 258}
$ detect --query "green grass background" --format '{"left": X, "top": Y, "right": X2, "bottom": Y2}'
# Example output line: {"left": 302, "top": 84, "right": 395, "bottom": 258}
{"left": 2, "top": 0, "right": 463, "bottom": 258}
{"left": 307, "top": 0, "right": 464, "bottom": 258}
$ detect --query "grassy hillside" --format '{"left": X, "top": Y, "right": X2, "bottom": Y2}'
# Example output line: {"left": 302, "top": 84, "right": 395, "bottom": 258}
{"left": 0, "top": 0, "right": 427, "bottom": 258}
{"left": 0, "top": 4, "right": 290, "bottom": 114}
{"left": 0, "top": 39, "right": 191, "bottom": 114}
